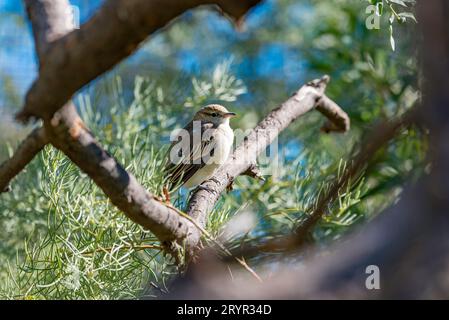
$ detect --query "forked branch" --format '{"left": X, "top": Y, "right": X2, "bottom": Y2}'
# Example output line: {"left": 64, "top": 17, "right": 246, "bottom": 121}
{"left": 185, "top": 76, "right": 349, "bottom": 250}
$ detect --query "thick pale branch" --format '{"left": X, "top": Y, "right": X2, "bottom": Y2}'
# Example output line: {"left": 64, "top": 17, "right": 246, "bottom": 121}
{"left": 185, "top": 76, "right": 349, "bottom": 250}
{"left": 0, "top": 127, "right": 48, "bottom": 193}
{"left": 0, "top": 0, "right": 71, "bottom": 193}
{"left": 24, "top": 0, "right": 75, "bottom": 57}
{"left": 17, "top": 0, "right": 261, "bottom": 122}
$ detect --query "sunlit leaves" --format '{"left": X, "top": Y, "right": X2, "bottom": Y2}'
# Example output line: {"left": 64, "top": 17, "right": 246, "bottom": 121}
{"left": 185, "top": 59, "right": 247, "bottom": 107}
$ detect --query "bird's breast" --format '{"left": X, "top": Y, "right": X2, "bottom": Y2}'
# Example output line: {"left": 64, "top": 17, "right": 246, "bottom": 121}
{"left": 183, "top": 125, "right": 233, "bottom": 188}
{"left": 205, "top": 125, "right": 234, "bottom": 165}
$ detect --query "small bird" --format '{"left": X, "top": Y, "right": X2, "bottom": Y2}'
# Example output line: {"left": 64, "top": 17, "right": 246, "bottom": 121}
{"left": 164, "top": 104, "right": 236, "bottom": 191}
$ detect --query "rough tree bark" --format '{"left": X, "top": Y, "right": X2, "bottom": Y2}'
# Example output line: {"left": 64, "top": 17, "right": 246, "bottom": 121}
{"left": 169, "top": 0, "right": 449, "bottom": 299}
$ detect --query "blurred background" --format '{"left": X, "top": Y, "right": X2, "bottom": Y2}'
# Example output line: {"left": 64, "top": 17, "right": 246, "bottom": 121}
{"left": 0, "top": 0, "right": 424, "bottom": 299}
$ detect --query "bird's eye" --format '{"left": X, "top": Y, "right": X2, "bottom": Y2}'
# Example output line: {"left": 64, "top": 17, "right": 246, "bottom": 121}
{"left": 211, "top": 113, "right": 218, "bottom": 117}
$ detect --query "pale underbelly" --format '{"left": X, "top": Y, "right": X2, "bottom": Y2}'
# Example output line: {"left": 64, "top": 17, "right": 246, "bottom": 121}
{"left": 183, "top": 163, "right": 220, "bottom": 188}
{"left": 183, "top": 125, "right": 233, "bottom": 188}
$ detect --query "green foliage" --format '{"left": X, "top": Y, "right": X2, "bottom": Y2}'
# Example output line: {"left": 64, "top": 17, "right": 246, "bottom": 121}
{"left": 0, "top": 93, "right": 172, "bottom": 299}
{"left": 185, "top": 59, "right": 247, "bottom": 107}
{"left": 366, "top": 0, "right": 417, "bottom": 50}
{"left": 0, "top": 62, "right": 250, "bottom": 299}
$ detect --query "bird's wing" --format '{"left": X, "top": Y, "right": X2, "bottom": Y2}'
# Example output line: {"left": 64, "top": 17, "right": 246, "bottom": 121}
{"left": 164, "top": 121, "right": 216, "bottom": 188}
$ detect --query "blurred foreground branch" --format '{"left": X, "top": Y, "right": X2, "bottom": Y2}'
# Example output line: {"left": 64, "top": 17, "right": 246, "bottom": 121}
{"left": 185, "top": 76, "right": 349, "bottom": 252}
{"left": 167, "top": 0, "right": 449, "bottom": 299}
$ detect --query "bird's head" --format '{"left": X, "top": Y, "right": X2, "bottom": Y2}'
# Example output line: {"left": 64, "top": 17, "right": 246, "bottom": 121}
{"left": 193, "top": 104, "right": 236, "bottom": 126}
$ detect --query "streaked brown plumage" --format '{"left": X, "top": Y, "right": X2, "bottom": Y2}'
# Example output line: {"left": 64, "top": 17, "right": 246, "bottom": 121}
{"left": 164, "top": 104, "right": 236, "bottom": 189}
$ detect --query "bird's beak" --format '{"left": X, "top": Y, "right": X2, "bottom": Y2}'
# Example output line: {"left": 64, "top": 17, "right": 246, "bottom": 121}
{"left": 224, "top": 112, "right": 236, "bottom": 118}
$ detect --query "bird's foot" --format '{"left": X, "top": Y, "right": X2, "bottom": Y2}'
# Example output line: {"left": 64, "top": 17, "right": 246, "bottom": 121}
{"left": 226, "top": 180, "right": 235, "bottom": 192}
{"left": 162, "top": 186, "right": 171, "bottom": 203}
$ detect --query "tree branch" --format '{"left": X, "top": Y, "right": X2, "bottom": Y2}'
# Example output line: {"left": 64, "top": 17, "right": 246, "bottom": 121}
{"left": 185, "top": 75, "right": 349, "bottom": 251}
{"left": 21, "top": 0, "right": 200, "bottom": 254}
{"left": 317, "top": 95, "right": 350, "bottom": 133}
{"left": 24, "top": 0, "right": 75, "bottom": 57}
{"left": 16, "top": 0, "right": 261, "bottom": 122}
{"left": 0, "top": 127, "right": 48, "bottom": 193}
{"left": 0, "top": 0, "right": 67, "bottom": 193}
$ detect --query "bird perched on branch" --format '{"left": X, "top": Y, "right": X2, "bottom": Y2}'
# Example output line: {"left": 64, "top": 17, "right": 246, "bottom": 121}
{"left": 164, "top": 104, "right": 236, "bottom": 195}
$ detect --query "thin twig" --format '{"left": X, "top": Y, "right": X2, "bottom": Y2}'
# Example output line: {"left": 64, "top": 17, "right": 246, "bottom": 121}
{"left": 0, "top": 127, "right": 47, "bottom": 192}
